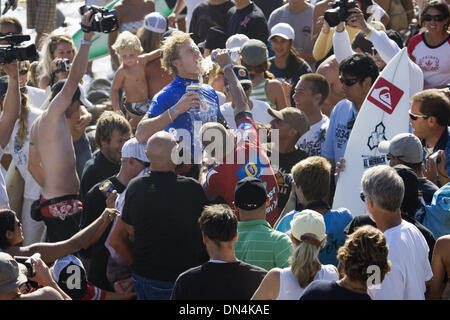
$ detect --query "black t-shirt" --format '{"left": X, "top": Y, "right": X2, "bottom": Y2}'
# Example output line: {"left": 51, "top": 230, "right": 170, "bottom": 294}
{"left": 189, "top": 1, "right": 235, "bottom": 44}
{"left": 253, "top": 0, "right": 284, "bottom": 20}
{"left": 300, "top": 280, "right": 371, "bottom": 300}
{"left": 121, "top": 171, "right": 209, "bottom": 281}
{"left": 418, "top": 177, "right": 438, "bottom": 204}
{"left": 80, "top": 176, "right": 126, "bottom": 291}
{"left": 227, "top": 3, "right": 269, "bottom": 43}
{"left": 171, "top": 261, "right": 267, "bottom": 300}
{"left": 80, "top": 151, "right": 121, "bottom": 202}
{"left": 344, "top": 214, "right": 436, "bottom": 263}
{"left": 265, "top": 143, "right": 308, "bottom": 213}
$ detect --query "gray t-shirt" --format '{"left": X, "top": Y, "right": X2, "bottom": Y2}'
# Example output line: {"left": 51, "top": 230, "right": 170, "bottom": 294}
{"left": 268, "top": 4, "right": 314, "bottom": 54}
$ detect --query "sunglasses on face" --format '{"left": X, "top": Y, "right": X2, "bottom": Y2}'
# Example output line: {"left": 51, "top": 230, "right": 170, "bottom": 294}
{"left": 339, "top": 76, "right": 360, "bottom": 86}
{"left": 408, "top": 110, "right": 429, "bottom": 121}
{"left": 386, "top": 153, "right": 403, "bottom": 161}
{"left": 19, "top": 70, "right": 28, "bottom": 75}
{"left": 360, "top": 192, "right": 366, "bottom": 202}
{"left": 423, "top": 13, "right": 445, "bottom": 22}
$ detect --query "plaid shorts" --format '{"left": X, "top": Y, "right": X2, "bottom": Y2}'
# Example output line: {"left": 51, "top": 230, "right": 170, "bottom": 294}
{"left": 26, "top": 0, "right": 57, "bottom": 34}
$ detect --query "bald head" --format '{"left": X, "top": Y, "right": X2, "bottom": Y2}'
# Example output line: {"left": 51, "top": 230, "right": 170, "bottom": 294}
{"left": 146, "top": 131, "right": 178, "bottom": 170}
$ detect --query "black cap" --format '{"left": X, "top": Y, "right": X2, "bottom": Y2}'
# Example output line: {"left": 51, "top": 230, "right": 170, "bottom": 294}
{"left": 224, "top": 65, "right": 252, "bottom": 88}
{"left": 234, "top": 177, "right": 267, "bottom": 210}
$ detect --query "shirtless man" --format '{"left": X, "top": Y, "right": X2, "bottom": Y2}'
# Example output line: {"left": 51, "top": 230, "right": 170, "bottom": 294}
{"left": 28, "top": 11, "right": 94, "bottom": 242}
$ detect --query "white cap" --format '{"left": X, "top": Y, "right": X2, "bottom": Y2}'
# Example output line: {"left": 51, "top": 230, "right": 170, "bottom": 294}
{"left": 225, "top": 34, "right": 250, "bottom": 50}
{"left": 144, "top": 12, "right": 167, "bottom": 33}
{"left": 290, "top": 209, "right": 326, "bottom": 242}
{"left": 121, "top": 137, "right": 149, "bottom": 163}
{"left": 269, "top": 23, "right": 295, "bottom": 41}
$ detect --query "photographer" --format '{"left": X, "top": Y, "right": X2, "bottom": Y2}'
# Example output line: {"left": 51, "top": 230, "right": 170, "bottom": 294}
{"left": 0, "top": 252, "right": 71, "bottom": 300}
{"left": 332, "top": 7, "right": 424, "bottom": 96}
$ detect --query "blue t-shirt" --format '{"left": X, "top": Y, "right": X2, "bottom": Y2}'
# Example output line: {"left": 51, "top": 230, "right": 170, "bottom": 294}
{"left": 147, "top": 76, "right": 223, "bottom": 161}
{"left": 321, "top": 99, "right": 358, "bottom": 164}
{"left": 276, "top": 208, "right": 353, "bottom": 266}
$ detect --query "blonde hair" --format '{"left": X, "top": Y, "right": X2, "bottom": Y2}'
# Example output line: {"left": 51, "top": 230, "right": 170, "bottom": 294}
{"left": 112, "top": 31, "right": 143, "bottom": 53}
{"left": 160, "top": 30, "right": 191, "bottom": 76}
{"left": 37, "top": 33, "right": 76, "bottom": 79}
{"left": 290, "top": 236, "right": 325, "bottom": 288}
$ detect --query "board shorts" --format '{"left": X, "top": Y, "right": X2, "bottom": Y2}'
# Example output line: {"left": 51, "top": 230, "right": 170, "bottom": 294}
{"left": 123, "top": 99, "right": 151, "bottom": 116}
{"left": 36, "top": 194, "right": 83, "bottom": 243}
{"left": 26, "top": 0, "right": 57, "bottom": 34}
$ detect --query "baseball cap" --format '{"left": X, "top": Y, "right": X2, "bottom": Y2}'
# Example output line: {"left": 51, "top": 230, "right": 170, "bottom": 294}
{"left": 378, "top": 133, "right": 423, "bottom": 164}
{"left": 87, "top": 89, "right": 109, "bottom": 105}
{"left": 234, "top": 177, "right": 267, "bottom": 210}
{"left": 224, "top": 65, "right": 252, "bottom": 88}
{"left": 0, "top": 252, "right": 28, "bottom": 295}
{"left": 269, "top": 23, "right": 295, "bottom": 41}
{"left": 268, "top": 107, "right": 310, "bottom": 136}
{"left": 144, "top": 12, "right": 167, "bottom": 33}
{"left": 290, "top": 209, "right": 326, "bottom": 243}
{"left": 52, "top": 255, "right": 88, "bottom": 300}
{"left": 226, "top": 34, "right": 249, "bottom": 51}
{"left": 121, "top": 137, "right": 149, "bottom": 163}
{"left": 240, "top": 39, "right": 268, "bottom": 67}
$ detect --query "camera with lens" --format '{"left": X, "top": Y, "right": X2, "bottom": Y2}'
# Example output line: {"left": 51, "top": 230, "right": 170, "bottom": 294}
{"left": 0, "top": 34, "right": 39, "bottom": 64}
{"left": 324, "top": 0, "right": 357, "bottom": 27}
{"left": 79, "top": 5, "right": 119, "bottom": 33}
{"left": 57, "top": 58, "right": 71, "bottom": 73}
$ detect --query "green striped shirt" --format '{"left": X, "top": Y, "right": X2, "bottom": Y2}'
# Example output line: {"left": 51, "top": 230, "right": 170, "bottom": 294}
{"left": 250, "top": 80, "right": 275, "bottom": 109}
{"left": 235, "top": 219, "right": 293, "bottom": 271}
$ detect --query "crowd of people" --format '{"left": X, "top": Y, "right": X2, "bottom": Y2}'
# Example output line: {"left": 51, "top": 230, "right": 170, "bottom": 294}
{"left": 0, "top": 0, "right": 449, "bottom": 301}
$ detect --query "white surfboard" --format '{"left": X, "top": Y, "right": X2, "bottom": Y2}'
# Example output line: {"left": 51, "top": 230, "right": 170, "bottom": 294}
{"left": 332, "top": 48, "right": 421, "bottom": 216}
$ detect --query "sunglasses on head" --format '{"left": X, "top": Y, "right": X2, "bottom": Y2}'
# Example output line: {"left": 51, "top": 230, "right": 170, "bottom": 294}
{"left": 408, "top": 110, "right": 430, "bottom": 121}
{"left": 339, "top": 76, "right": 360, "bottom": 86}
{"left": 423, "top": 13, "right": 445, "bottom": 22}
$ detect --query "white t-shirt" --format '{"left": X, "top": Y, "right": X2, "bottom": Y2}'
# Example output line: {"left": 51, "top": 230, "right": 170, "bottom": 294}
{"left": 4, "top": 107, "right": 43, "bottom": 200}
{"left": 296, "top": 115, "right": 329, "bottom": 156}
{"left": 276, "top": 264, "right": 339, "bottom": 300}
{"left": 371, "top": 220, "right": 433, "bottom": 300}
{"left": 220, "top": 99, "right": 274, "bottom": 129}
{"left": 25, "top": 86, "right": 47, "bottom": 110}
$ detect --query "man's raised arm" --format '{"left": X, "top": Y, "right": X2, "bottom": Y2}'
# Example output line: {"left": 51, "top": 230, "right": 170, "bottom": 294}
{"left": 212, "top": 49, "right": 250, "bottom": 117}
{"left": 46, "top": 10, "right": 95, "bottom": 117}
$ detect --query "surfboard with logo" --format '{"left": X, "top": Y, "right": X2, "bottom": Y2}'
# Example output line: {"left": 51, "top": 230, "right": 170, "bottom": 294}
{"left": 72, "top": 0, "right": 172, "bottom": 60}
{"left": 332, "top": 48, "right": 422, "bottom": 216}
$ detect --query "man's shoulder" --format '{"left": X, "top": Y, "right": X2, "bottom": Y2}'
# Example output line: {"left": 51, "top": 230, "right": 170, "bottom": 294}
{"left": 237, "top": 261, "right": 268, "bottom": 275}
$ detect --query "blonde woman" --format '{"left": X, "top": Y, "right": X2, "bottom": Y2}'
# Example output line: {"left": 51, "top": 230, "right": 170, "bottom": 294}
{"left": 252, "top": 210, "right": 339, "bottom": 300}
{"left": 37, "top": 34, "right": 77, "bottom": 89}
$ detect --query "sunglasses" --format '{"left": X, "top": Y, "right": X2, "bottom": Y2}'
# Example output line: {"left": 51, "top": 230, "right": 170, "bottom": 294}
{"left": 423, "top": 14, "right": 445, "bottom": 22}
{"left": 339, "top": 76, "right": 360, "bottom": 86}
{"left": 408, "top": 110, "right": 429, "bottom": 121}
{"left": 386, "top": 153, "right": 402, "bottom": 161}
{"left": 360, "top": 192, "right": 366, "bottom": 202}
{"left": 19, "top": 70, "right": 28, "bottom": 75}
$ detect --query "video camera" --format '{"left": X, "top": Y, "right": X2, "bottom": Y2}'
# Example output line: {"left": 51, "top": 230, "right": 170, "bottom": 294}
{"left": 0, "top": 34, "right": 39, "bottom": 64}
{"left": 324, "top": 0, "right": 357, "bottom": 27}
{"left": 79, "top": 5, "right": 119, "bottom": 33}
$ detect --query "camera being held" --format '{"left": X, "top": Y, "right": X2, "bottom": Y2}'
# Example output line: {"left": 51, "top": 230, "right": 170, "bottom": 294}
{"left": 324, "top": 0, "right": 357, "bottom": 27}
{"left": 0, "top": 34, "right": 39, "bottom": 64}
{"left": 14, "top": 253, "right": 41, "bottom": 278}
{"left": 79, "top": 5, "right": 119, "bottom": 33}
{"left": 57, "top": 58, "right": 71, "bottom": 74}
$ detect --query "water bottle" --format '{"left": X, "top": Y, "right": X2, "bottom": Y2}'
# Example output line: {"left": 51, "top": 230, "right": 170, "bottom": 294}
{"left": 211, "top": 48, "right": 240, "bottom": 64}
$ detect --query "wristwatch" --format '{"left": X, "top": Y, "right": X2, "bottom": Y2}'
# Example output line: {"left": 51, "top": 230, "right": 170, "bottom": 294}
{"left": 80, "top": 39, "right": 92, "bottom": 46}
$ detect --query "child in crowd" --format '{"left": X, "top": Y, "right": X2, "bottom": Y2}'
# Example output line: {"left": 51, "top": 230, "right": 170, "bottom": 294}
{"left": 110, "top": 31, "right": 160, "bottom": 128}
